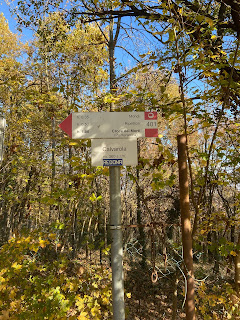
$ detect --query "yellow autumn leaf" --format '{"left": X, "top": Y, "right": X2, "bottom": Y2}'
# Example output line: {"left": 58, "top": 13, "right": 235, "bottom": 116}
{"left": 9, "top": 289, "right": 16, "bottom": 299}
{"left": 91, "top": 306, "right": 100, "bottom": 317}
{"left": 205, "top": 17, "right": 214, "bottom": 27}
{"left": 77, "top": 312, "right": 88, "bottom": 320}
{"left": 0, "top": 285, "right": 7, "bottom": 292}
{"left": 89, "top": 193, "right": 97, "bottom": 202}
{"left": 93, "top": 291, "right": 100, "bottom": 298}
{"left": 76, "top": 297, "right": 85, "bottom": 310}
{"left": 30, "top": 244, "right": 39, "bottom": 253}
{"left": 11, "top": 262, "right": 22, "bottom": 270}
{"left": 102, "top": 296, "right": 109, "bottom": 305}
{"left": 39, "top": 240, "right": 46, "bottom": 248}
{"left": 230, "top": 251, "right": 237, "bottom": 256}
{"left": 10, "top": 300, "right": 19, "bottom": 310}
{"left": 218, "top": 297, "right": 225, "bottom": 303}
{"left": 39, "top": 239, "right": 50, "bottom": 248}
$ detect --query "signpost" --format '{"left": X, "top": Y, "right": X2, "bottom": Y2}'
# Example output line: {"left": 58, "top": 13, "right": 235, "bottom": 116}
{"left": 59, "top": 111, "right": 158, "bottom": 139}
{"left": 59, "top": 111, "right": 158, "bottom": 320}
{"left": 91, "top": 139, "right": 138, "bottom": 167}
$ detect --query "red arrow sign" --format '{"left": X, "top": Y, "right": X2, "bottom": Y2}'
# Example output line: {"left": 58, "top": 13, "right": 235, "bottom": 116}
{"left": 59, "top": 113, "right": 72, "bottom": 138}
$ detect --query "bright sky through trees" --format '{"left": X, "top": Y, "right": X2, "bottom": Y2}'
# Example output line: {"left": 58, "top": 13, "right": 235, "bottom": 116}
{"left": 0, "top": 1, "right": 32, "bottom": 41}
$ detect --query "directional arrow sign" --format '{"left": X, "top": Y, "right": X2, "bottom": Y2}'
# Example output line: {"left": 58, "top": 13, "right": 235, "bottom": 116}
{"left": 59, "top": 112, "right": 158, "bottom": 139}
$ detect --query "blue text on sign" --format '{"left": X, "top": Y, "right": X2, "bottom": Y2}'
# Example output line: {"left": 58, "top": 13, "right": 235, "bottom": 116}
{"left": 103, "top": 159, "right": 123, "bottom": 166}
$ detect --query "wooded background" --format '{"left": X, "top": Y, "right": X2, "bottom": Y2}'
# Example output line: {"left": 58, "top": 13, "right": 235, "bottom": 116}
{"left": 0, "top": 0, "right": 239, "bottom": 319}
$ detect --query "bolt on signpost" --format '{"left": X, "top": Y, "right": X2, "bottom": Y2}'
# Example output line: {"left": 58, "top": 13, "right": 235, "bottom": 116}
{"left": 59, "top": 111, "right": 158, "bottom": 320}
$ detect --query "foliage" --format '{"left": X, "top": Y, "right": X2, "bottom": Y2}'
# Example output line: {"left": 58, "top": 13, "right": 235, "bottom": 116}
{"left": 0, "top": 0, "right": 240, "bottom": 318}
{"left": 0, "top": 231, "right": 112, "bottom": 319}
{"left": 196, "top": 281, "right": 240, "bottom": 320}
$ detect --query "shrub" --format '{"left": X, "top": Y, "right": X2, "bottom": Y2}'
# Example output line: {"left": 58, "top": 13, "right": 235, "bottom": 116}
{"left": 0, "top": 231, "right": 112, "bottom": 319}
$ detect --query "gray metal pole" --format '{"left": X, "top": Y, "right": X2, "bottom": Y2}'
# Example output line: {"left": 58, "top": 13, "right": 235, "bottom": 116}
{"left": 109, "top": 166, "right": 125, "bottom": 320}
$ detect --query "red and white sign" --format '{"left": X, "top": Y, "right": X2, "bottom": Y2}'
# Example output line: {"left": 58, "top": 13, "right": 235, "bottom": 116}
{"left": 59, "top": 112, "right": 158, "bottom": 139}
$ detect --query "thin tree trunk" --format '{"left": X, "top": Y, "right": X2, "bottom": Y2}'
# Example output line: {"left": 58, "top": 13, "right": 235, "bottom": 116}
{"left": 177, "top": 134, "right": 195, "bottom": 320}
{"left": 96, "top": 178, "right": 103, "bottom": 264}
{"left": 49, "top": 116, "right": 56, "bottom": 222}
{"left": 136, "top": 141, "right": 146, "bottom": 267}
{"left": 71, "top": 204, "right": 77, "bottom": 258}
{"left": 235, "top": 233, "right": 240, "bottom": 293}
{"left": 172, "top": 268, "right": 179, "bottom": 320}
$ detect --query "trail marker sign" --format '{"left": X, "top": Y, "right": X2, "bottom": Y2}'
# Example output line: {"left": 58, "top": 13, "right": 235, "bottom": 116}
{"left": 59, "top": 111, "right": 159, "bottom": 320}
{"left": 91, "top": 139, "right": 138, "bottom": 167}
{"left": 59, "top": 112, "right": 158, "bottom": 139}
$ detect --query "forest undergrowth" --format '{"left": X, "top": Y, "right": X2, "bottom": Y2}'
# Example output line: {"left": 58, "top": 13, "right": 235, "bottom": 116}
{"left": 0, "top": 230, "right": 239, "bottom": 320}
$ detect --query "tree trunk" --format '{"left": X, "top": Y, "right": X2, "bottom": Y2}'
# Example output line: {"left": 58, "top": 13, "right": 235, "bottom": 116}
{"left": 136, "top": 141, "right": 146, "bottom": 267}
{"left": 177, "top": 134, "right": 195, "bottom": 320}
{"left": 235, "top": 233, "right": 240, "bottom": 293}
{"left": 49, "top": 116, "right": 56, "bottom": 222}
{"left": 172, "top": 267, "right": 179, "bottom": 320}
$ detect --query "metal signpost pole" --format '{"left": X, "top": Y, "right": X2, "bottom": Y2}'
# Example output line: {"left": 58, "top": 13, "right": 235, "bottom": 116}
{"left": 109, "top": 166, "right": 125, "bottom": 320}
{"left": 109, "top": 17, "right": 125, "bottom": 319}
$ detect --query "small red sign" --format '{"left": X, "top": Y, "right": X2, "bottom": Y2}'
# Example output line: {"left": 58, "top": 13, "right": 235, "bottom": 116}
{"left": 144, "top": 112, "right": 157, "bottom": 120}
{"left": 145, "top": 129, "right": 158, "bottom": 137}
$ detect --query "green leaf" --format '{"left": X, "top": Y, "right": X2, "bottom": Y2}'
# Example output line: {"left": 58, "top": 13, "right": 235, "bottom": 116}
{"left": 168, "top": 29, "right": 175, "bottom": 42}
